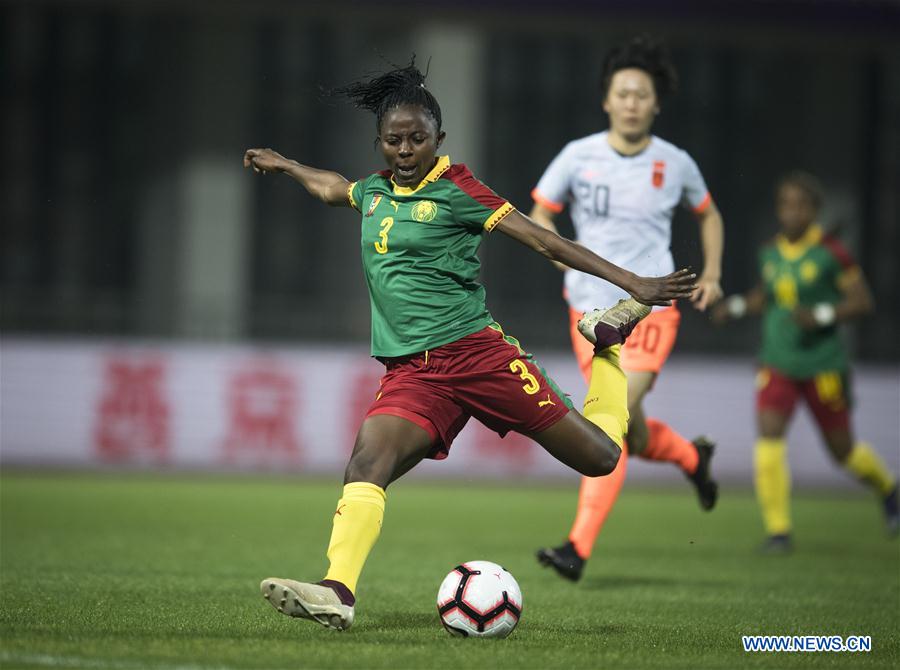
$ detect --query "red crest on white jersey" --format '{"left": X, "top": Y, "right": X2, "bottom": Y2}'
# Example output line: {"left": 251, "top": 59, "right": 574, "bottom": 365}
{"left": 652, "top": 160, "right": 666, "bottom": 188}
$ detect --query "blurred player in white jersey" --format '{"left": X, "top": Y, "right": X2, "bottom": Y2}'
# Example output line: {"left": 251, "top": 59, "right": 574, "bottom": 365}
{"left": 533, "top": 35, "right": 725, "bottom": 580}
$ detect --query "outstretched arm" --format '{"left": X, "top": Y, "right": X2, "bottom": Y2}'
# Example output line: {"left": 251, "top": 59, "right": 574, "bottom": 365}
{"left": 691, "top": 201, "right": 725, "bottom": 311}
{"left": 495, "top": 210, "right": 696, "bottom": 306}
{"left": 243, "top": 148, "right": 351, "bottom": 207}
{"left": 527, "top": 203, "right": 568, "bottom": 272}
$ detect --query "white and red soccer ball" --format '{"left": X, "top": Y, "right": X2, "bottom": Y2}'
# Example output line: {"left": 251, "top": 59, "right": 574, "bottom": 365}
{"left": 436, "top": 561, "right": 523, "bottom": 638}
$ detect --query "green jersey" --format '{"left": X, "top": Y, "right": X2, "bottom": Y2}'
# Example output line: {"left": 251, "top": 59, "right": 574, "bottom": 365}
{"left": 348, "top": 156, "right": 515, "bottom": 357}
{"left": 759, "top": 225, "right": 858, "bottom": 378}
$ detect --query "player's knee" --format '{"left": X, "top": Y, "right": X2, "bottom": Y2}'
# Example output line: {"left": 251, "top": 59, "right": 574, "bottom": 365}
{"left": 581, "top": 438, "right": 621, "bottom": 477}
{"left": 626, "top": 396, "right": 644, "bottom": 416}
{"left": 626, "top": 427, "right": 648, "bottom": 455}
{"left": 344, "top": 441, "right": 395, "bottom": 486}
{"left": 829, "top": 445, "right": 852, "bottom": 465}
{"left": 758, "top": 423, "right": 785, "bottom": 440}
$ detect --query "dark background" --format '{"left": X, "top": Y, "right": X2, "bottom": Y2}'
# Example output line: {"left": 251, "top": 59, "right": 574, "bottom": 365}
{"left": 3, "top": 0, "right": 898, "bottom": 360}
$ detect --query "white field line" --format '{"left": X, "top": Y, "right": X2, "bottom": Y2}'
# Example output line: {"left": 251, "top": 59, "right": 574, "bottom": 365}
{"left": 0, "top": 652, "right": 289, "bottom": 670}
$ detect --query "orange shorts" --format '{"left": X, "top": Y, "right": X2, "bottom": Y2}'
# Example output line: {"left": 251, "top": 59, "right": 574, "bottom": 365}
{"left": 569, "top": 304, "right": 681, "bottom": 382}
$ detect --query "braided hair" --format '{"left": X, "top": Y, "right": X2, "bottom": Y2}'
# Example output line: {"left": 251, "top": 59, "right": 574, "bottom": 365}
{"left": 600, "top": 35, "right": 678, "bottom": 101}
{"left": 333, "top": 60, "right": 443, "bottom": 134}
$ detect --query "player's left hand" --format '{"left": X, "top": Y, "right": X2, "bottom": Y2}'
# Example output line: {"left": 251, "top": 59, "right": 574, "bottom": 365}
{"left": 690, "top": 275, "right": 723, "bottom": 311}
{"left": 791, "top": 306, "right": 819, "bottom": 330}
{"left": 630, "top": 269, "right": 698, "bottom": 306}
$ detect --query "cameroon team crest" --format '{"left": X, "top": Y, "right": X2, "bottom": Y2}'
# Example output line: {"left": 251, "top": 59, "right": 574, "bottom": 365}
{"left": 800, "top": 260, "right": 819, "bottom": 283}
{"left": 652, "top": 160, "right": 666, "bottom": 188}
{"left": 411, "top": 200, "right": 438, "bottom": 222}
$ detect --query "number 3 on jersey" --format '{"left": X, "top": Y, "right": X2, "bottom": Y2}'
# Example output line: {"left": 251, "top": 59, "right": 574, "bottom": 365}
{"left": 375, "top": 216, "right": 394, "bottom": 254}
{"left": 509, "top": 359, "right": 540, "bottom": 395}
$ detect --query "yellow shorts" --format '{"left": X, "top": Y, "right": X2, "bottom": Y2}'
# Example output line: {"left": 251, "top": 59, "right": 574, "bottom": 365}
{"left": 569, "top": 304, "right": 681, "bottom": 382}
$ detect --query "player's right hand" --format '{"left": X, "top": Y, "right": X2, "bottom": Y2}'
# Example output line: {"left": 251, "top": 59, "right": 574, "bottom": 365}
{"left": 243, "top": 148, "right": 287, "bottom": 174}
{"left": 630, "top": 268, "right": 697, "bottom": 306}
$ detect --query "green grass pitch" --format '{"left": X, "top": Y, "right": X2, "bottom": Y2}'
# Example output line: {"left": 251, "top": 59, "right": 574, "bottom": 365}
{"left": 1, "top": 472, "right": 898, "bottom": 669}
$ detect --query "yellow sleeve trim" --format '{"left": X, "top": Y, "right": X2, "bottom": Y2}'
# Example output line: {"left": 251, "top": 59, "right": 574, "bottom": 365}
{"left": 483, "top": 202, "right": 515, "bottom": 232}
{"left": 837, "top": 264, "right": 861, "bottom": 290}
{"left": 348, "top": 182, "right": 360, "bottom": 211}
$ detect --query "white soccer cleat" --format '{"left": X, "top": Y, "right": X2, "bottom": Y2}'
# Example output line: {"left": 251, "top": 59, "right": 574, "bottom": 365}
{"left": 577, "top": 298, "right": 652, "bottom": 348}
{"left": 260, "top": 578, "right": 355, "bottom": 631}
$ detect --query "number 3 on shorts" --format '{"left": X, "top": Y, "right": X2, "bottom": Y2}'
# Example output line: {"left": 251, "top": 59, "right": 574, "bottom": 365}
{"left": 509, "top": 359, "right": 540, "bottom": 395}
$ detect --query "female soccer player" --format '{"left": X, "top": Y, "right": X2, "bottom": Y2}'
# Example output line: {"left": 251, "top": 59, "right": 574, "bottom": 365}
{"left": 532, "top": 35, "right": 724, "bottom": 580}
{"left": 713, "top": 171, "right": 898, "bottom": 553}
{"left": 244, "top": 62, "right": 697, "bottom": 630}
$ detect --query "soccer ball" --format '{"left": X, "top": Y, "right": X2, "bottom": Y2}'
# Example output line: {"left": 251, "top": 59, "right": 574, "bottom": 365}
{"left": 436, "top": 561, "right": 523, "bottom": 638}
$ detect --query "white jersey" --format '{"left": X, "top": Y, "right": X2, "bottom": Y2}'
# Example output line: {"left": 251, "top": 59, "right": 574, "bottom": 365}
{"left": 532, "top": 131, "right": 711, "bottom": 312}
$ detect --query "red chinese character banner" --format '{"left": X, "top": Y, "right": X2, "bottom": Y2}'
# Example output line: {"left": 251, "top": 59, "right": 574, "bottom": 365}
{"left": 221, "top": 361, "right": 302, "bottom": 467}
{"left": 2, "top": 339, "right": 897, "bottom": 484}
{"left": 94, "top": 357, "right": 170, "bottom": 463}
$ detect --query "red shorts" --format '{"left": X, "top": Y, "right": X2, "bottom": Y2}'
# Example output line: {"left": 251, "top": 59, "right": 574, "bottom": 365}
{"left": 569, "top": 304, "right": 681, "bottom": 382}
{"left": 756, "top": 366, "right": 851, "bottom": 433}
{"left": 366, "top": 325, "right": 573, "bottom": 459}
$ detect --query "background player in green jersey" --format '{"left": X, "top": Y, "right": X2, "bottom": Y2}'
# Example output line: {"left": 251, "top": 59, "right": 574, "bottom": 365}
{"left": 713, "top": 171, "right": 898, "bottom": 553}
{"left": 243, "top": 62, "right": 697, "bottom": 630}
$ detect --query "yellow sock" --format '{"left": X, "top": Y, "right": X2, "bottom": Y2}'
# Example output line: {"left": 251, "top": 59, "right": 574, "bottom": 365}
{"left": 845, "top": 442, "right": 896, "bottom": 496}
{"left": 323, "top": 482, "right": 385, "bottom": 595}
{"left": 582, "top": 344, "right": 628, "bottom": 447}
{"left": 754, "top": 438, "right": 791, "bottom": 535}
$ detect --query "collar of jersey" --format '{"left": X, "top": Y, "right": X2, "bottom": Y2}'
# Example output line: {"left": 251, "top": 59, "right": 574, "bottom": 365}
{"left": 605, "top": 132, "right": 654, "bottom": 159}
{"left": 390, "top": 155, "right": 450, "bottom": 195}
{"left": 776, "top": 224, "right": 822, "bottom": 261}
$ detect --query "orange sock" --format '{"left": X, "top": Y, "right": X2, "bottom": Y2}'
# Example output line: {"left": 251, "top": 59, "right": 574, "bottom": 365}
{"left": 568, "top": 442, "right": 629, "bottom": 559}
{"left": 639, "top": 418, "right": 698, "bottom": 474}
